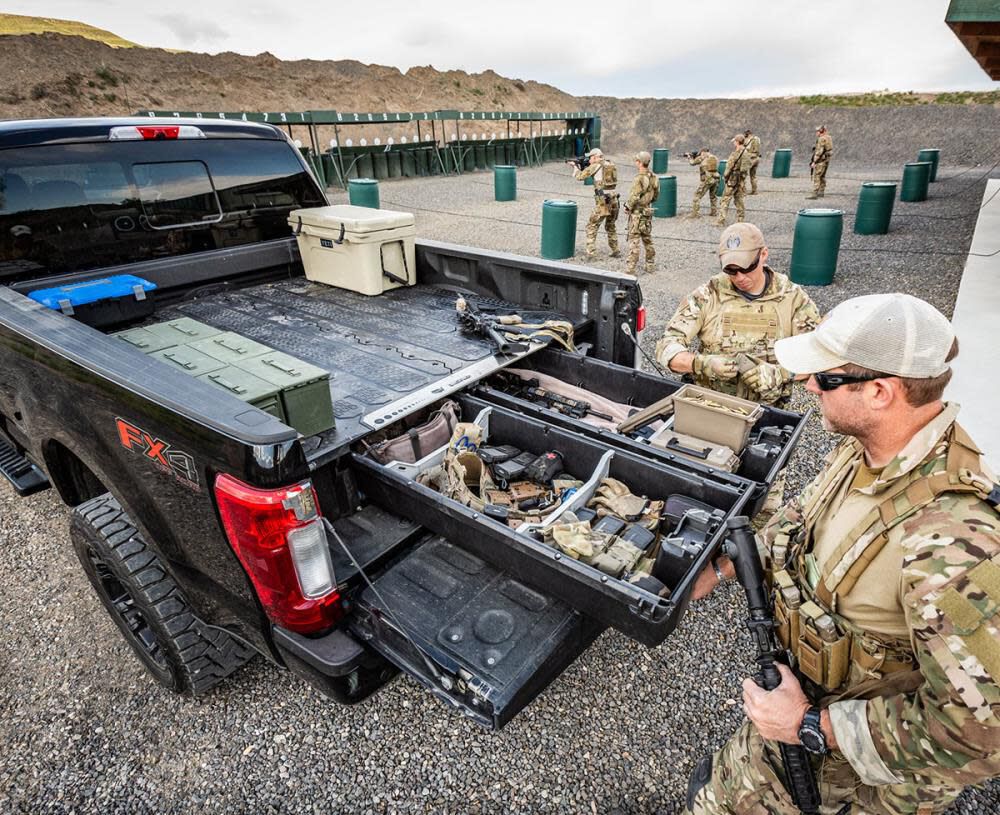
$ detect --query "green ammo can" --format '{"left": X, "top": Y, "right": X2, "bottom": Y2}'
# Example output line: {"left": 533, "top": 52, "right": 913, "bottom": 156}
{"left": 789, "top": 208, "right": 844, "bottom": 286}
{"left": 772, "top": 149, "right": 792, "bottom": 178}
{"left": 540, "top": 200, "right": 578, "bottom": 260}
{"left": 494, "top": 165, "right": 517, "bottom": 201}
{"left": 900, "top": 162, "right": 931, "bottom": 202}
{"left": 853, "top": 182, "right": 896, "bottom": 235}
{"left": 716, "top": 159, "right": 728, "bottom": 198}
{"left": 654, "top": 174, "right": 676, "bottom": 218}
{"left": 188, "top": 331, "right": 271, "bottom": 365}
{"left": 652, "top": 148, "right": 669, "bottom": 174}
{"left": 119, "top": 317, "right": 221, "bottom": 351}
{"left": 150, "top": 344, "right": 227, "bottom": 378}
{"left": 198, "top": 367, "right": 285, "bottom": 422}
{"left": 348, "top": 178, "right": 380, "bottom": 209}
{"left": 238, "top": 351, "right": 335, "bottom": 437}
{"left": 917, "top": 148, "right": 940, "bottom": 182}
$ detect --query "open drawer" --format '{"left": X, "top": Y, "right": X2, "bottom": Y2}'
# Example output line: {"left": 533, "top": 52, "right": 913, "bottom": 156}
{"left": 471, "top": 347, "right": 810, "bottom": 516}
{"left": 351, "top": 395, "right": 754, "bottom": 647}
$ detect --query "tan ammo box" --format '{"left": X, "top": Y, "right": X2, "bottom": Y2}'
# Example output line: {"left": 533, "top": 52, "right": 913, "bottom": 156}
{"left": 648, "top": 428, "right": 740, "bottom": 472}
{"left": 671, "top": 384, "right": 763, "bottom": 454}
{"left": 288, "top": 205, "right": 416, "bottom": 296}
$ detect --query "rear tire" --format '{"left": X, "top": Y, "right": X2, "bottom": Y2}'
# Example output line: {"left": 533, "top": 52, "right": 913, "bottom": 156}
{"left": 70, "top": 492, "right": 254, "bottom": 694}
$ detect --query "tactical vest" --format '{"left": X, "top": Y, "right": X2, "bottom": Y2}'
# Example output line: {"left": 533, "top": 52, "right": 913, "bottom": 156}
{"left": 635, "top": 173, "right": 658, "bottom": 211}
{"left": 597, "top": 160, "right": 617, "bottom": 191}
{"left": 702, "top": 154, "right": 719, "bottom": 176}
{"left": 747, "top": 135, "right": 761, "bottom": 157}
{"left": 771, "top": 422, "right": 1000, "bottom": 697}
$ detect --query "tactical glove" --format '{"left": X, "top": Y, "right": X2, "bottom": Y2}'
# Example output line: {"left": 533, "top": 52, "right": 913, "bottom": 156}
{"left": 693, "top": 354, "right": 739, "bottom": 381}
{"left": 742, "top": 361, "right": 788, "bottom": 402}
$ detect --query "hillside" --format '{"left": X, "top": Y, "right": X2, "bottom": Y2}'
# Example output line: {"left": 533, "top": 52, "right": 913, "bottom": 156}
{"left": 0, "top": 13, "right": 139, "bottom": 48}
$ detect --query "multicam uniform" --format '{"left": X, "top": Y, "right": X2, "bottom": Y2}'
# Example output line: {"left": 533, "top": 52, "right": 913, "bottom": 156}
{"left": 575, "top": 159, "right": 620, "bottom": 257}
{"left": 625, "top": 170, "right": 659, "bottom": 275}
{"left": 654, "top": 269, "right": 821, "bottom": 404}
{"left": 717, "top": 145, "right": 753, "bottom": 224}
{"left": 744, "top": 134, "right": 762, "bottom": 195}
{"left": 689, "top": 153, "right": 719, "bottom": 217}
{"left": 689, "top": 403, "right": 1000, "bottom": 815}
{"left": 811, "top": 131, "right": 833, "bottom": 197}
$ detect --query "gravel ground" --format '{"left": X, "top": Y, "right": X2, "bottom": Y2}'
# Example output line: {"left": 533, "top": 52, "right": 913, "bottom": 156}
{"left": 2, "top": 156, "right": 999, "bottom": 814}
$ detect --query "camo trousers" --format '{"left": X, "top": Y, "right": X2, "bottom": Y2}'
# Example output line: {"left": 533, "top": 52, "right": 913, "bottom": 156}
{"left": 686, "top": 720, "right": 961, "bottom": 815}
{"left": 691, "top": 178, "right": 718, "bottom": 215}
{"left": 812, "top": 161, "right": 829, "bottom": 195}
{"left": 626, "top": 210, "right": 654, "bottom": 274}
{"left": 718, "top": 177, "right": 745, "bottom": 222}
{"left": 745, "top": 157, "right": 760, "bottom": 193}
{"left": 585, "top": 196, "right": 620, "bottom": 255}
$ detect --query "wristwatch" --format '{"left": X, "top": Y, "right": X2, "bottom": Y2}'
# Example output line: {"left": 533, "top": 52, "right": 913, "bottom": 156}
{"left": 797, "top": 706, "right": 829, "bottom": 755}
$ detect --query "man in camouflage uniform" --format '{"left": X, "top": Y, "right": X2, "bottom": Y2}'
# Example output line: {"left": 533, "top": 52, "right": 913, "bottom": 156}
{"left": 716, "top": 134, "right": 753, "bottom": 226}
{"left": 571, "top": 147, "right": 620, "bottom": 258}
{"left": 686, "top": 293, "right": 1000, "bottom": 815}
{"left": 685, "top": 148, "right": 719, "bottom": 219}
{"left": 624, "top": 151, "right": 659, "bottom": 275}
{"left": 743, "top": 128, "right": 762, "bottom": 195}
{"left": 808, "top": 125, "right": 833, "bottom": 199}
{"left": 655, "top": 222, "right": 820, "bottom": 406}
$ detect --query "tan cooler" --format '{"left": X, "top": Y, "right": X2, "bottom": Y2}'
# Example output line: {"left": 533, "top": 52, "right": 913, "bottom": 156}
{"left": 288, "top": 205, "right": 416, "bottom": 296}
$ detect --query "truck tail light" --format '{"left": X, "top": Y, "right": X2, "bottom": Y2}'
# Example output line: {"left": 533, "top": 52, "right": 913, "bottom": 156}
{"left": 109, "top": 125, "right": 206, "bottom": 141}
{"left": 214, "top": 474, "right": 342, "bottom": 634}
{"left": 636, "top": 305, "right": 647, "bottom": 333}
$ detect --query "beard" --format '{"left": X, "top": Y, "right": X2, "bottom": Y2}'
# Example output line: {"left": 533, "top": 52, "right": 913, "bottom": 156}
{"left": 820, "top": 405, "right": 871, "bottom": 440}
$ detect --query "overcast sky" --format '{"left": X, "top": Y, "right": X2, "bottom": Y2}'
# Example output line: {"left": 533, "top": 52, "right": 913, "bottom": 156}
{"left": 7, "top": 0, "right": 997, "bottom": 98}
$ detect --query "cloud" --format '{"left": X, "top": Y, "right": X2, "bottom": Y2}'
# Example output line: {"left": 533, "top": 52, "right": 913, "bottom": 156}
{"left": 155, "top": 12, "right": 228, "bottom": 48}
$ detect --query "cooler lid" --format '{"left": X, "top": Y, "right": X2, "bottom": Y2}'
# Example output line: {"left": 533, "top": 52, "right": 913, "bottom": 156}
{"left": 289, "top": 205, "right": 414, "bottom": 235}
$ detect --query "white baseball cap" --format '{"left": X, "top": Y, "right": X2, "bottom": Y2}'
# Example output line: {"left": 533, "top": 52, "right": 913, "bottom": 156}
{"left": 775, "top": 294, "right": 954, "bottom": 378}
{"left": 587, "top": 148, "right": 603, "bottom": 157}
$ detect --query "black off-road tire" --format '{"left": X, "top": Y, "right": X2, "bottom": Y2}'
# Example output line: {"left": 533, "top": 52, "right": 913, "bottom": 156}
{"left": 70, "top": 492, "right": 255, "bottom": 694}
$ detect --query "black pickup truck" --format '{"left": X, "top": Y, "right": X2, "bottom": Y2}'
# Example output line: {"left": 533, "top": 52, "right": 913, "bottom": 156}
{"left": 0, "top": 118, "right": 806, "bottom": 729}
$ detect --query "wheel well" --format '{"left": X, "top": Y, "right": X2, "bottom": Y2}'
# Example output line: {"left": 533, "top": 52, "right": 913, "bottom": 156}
{"left": 43, "top": 440, "right": 106, "bottom": 506}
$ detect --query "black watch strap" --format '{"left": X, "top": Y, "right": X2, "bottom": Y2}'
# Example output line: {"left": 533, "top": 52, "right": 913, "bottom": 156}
{"left": 798, "top": 706, "right": 829, "bottom": 755}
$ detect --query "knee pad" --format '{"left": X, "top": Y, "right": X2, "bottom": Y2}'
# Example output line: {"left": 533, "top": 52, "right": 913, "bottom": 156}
{"left": 686, "top": 754, "right": 713, "bottom": 811}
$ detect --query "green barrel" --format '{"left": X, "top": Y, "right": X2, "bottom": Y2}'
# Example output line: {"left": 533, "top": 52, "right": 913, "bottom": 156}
{"left": 474, "top": 142, "right": 487, "bottom": 170}
{"left": 372, "top": 149, "right": 389, "bottom": 180}
{"left": 900, "top": 162, "right": 931, "bottom": 202}
{"left": 790, "top": 208, "right": 843, "bottom": 286}
{"left": 348, "top": 178, "right": 380, "bottom": 209}
{"left": 854, "top": 182, "right": 896, "bottom": 235}
{"left": 401, "top": 148, "right": 417, "bottom": 177}
{"left": 462, "top": 143, "right": 476, "bottom": 172}
{"left": 355, "top": 150, "right": 374, "bottom": 180}
{"left": 540, "top": 200, "right": 577, "bottom": 260}
{"left": 415, "top": 147, "right": 431, "bottom": 176}
{"left": 386, "top": 150, "right": 402, "bottom": 179}
{"left": 917, "top": 148, "right": 940, "bottom": 182}
{"left": 716, "top": 159, "right": 728, "bottom": 197}
{"left": 505, "top": 142, "right": 517, "bottom": 165}
{"left": 494, "top": 165, "right": 517, "bottom": 201}
{"left": 485, "top": 143, "right": 497, "bottom": 168}
{"left": 442, "top": 145, "right": 456, "bottom": 174}
{"left": 654, "top": 174, "right": 676, "bottom": 218}
{"left": 652, "top": 148, "right": 670, "bottom": 174}
{"left": 772, "top": 148, "right": 792, "bottom": 178}
{"left": 321, "top": 153, "right": 337, "bottom": 187}
{"left": 341, "top": 147, "right": 359, "bottom": 180}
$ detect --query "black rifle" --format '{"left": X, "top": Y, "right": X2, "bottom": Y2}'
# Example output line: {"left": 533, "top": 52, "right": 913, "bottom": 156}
{"left": 567, "top": 155, "right": 589, "bottom": 172}
{"left": 455, "top": 299, "right": 528, "bottom": 355}
{"left": 723, "top": 517, "right": 822, "bottom": 815}
{"left": 523, "top": 385, "right": 613, "bottom": 421}
{"left": 682, "top": 150, "right": 702, "bottom": 159}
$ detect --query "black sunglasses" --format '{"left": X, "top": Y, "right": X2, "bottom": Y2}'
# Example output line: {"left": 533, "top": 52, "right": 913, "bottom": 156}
{"left": 723, "top": 249, "right": 763, "bottom": 276}
{"left": 812, "top": 372, "right": 885, "bottom": 391}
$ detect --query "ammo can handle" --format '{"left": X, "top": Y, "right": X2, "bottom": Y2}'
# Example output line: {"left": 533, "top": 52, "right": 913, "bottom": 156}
{"left": 666, "top": 437, "right": 710, "bottom": 460}
{"left": 162, "top": 351, "right": 196, "bottom": 370}
{"left": 263, "top": 358, "right": 300, "bottom": 376}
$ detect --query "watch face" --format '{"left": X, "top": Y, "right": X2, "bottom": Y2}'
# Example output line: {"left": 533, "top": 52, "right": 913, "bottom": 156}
{"left": 799, "top": 726, "right": 825, "bottom": 754}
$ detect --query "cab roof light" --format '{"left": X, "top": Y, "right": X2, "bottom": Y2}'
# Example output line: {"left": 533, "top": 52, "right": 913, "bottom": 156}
{"left": 109, "top": 125, "right": 206, "bottom": 141}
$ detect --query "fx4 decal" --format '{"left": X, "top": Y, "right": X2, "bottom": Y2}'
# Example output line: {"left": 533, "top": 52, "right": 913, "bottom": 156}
{"left": 116, "top": 417, "right": 200, "bottom": 490}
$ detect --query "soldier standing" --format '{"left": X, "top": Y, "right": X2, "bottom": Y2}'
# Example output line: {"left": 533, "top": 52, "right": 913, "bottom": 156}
{"left": 686, "top": 293, "right": 1000, "bottom": 815}
{"left": 716, "top": 135, "right": 752, "bottom": 226}
{"left": 624, "top": 151, "right": 659, "bottom": 275}
{"left": 684, "top": 148, "right": 719, "bottom": 219}
{"left": 808, "top": 125, "right": 833, "bottom": 199}
{"left": 571, "top": 147, "right": 620, "bottom": 258}
{"left": 743, "top": 128, "right": 762, "bottom": 195}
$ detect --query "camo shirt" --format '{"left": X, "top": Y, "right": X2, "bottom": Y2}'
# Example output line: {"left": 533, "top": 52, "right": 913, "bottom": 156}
{"left": 762, "top": 404, "right": 1000, "bottom": 811}
{"left": 575, "top": 159, "right": 616, "bottom": 192}
{"left": 813, "top": 133, "right": 833, "bottom": 164}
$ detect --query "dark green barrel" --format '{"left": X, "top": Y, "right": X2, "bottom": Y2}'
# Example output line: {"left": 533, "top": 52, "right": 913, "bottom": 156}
{"left": 540, "top": 200, "right": 577, "bottom": 260}
{"left": 900, "top": 162, "right": 931, "bottom": 202}
{"left": 341, "top": 147, "right": 359, "bottom": 180}
{"left": 372, "top": 149, "right": 389, "bottom": 180}
{"left": 854, "top": 182, "right": 896, "bottom": 235}
{"left": 355, "top": 150, "right": 374, "bottom": 180}
{"left": 485, "top": 143, "right": 497, "bottom": 168}
{"left": 716, "top": 159, "right": 728, "bottom": 197}
{"left": 790, "top": 208, "right": 843, "bottom": 285}
{"left": 415, "top": 147, "right": 431, "bottom": 176}
{"left": 401, "top": 148, "right": 417, "bottom": 177}
{"left": 386, "top": 150, "right": 402, "bottom": 179}
{"left": 917, "top": 149, "right": 940, "bottom": 182}
{"left": 494, "top": 165, "right": 517, "bottom": 201}
{"left": 772, "top": 148, "right": 792, "bottom": 178}
{"left": 474, "top": 142, "right": 487, "bottom": 170}
{"left": 652, "top": 148, "right": 670, "bottom": 174}
{"left": 654, "top": 174, "right": 676, "bottom": 218}
{"left": 348, "top": 178, "right": 380, "bottom": 209}
{"left": 463, "top": 143, "right": 476, "bottom": 172}
{"left": 321, "top": 153, "right": 337, "bottom": 187}
{"left": 505, "top": 142, "right": 517, "bottom": 165}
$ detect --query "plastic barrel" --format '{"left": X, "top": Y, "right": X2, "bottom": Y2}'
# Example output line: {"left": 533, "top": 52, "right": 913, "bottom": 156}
{"left": 372, "top": 150, "right": 389, "bottom": 180}
{"left": 348, "top": 178, "right": 380, "bottom": 209}
{"left": 355, "top": 151, "right": 374, "bottom": 180}
{"left": 321, "top": 153, "right": 337, "bottom": 187}
{"left": 474, "top": 142, "right": 487, "bottom": 170}
{"left": 772, "top": 148, "right": 792, "bottom": 178}
{"left": 386, "top": 150, "right": 402, "bottom": 179}
{"left": 853, "top": 182, "right": 896, "bottom": 235}
{"left": 654, "top": 174, "right": 676, "bottom": 218}
{"left": 652, "top": 148, "right": 670, "bottom": 174}
{"left": 917, "top": 149, "right": 940, "bottom": 182}
{"left": 495, "top": 165, "right": 517, "bottom": 201}
{"left": 789, "top": 208, "right": 844, "bottom": 286}
{"left": 716, "top": 159, "right": 728, "bottom": 198}
{"left": 485, "top": 143, "right": 497, "bottom": 168}
{"left": 541, "top": 200, "right": 577, "bottom": 259}
{"left": 900, "top": 162, "right": 931, "bottom": 202}
{"left": 416, "top": 147, "right": 431, "bottom": 177}
{"left": 505, "top": 142, "right": 517, "bottom": 165}
{"left": 401, "top": 148, "right": 417, "bottom": 178}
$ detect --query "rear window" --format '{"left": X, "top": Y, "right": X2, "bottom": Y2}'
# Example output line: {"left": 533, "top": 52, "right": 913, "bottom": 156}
{"left": 0, "top": 137, "right": 326, "bottom": 283}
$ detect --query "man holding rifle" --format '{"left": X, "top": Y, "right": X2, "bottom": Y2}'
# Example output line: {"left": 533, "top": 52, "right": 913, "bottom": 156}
{"left": 569, "top": 147, "right": 620, "bottom": 259}
{"left": 686, "top": 294, "right": 1000, "bottom": 815}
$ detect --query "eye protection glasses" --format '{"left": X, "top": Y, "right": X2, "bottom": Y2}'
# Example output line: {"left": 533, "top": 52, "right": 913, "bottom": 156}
{"left": 812, "top": 372, "right": 885, "bottom": 391}
{"left": 723, "top": 249, "right": 762, "bottom": 276}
